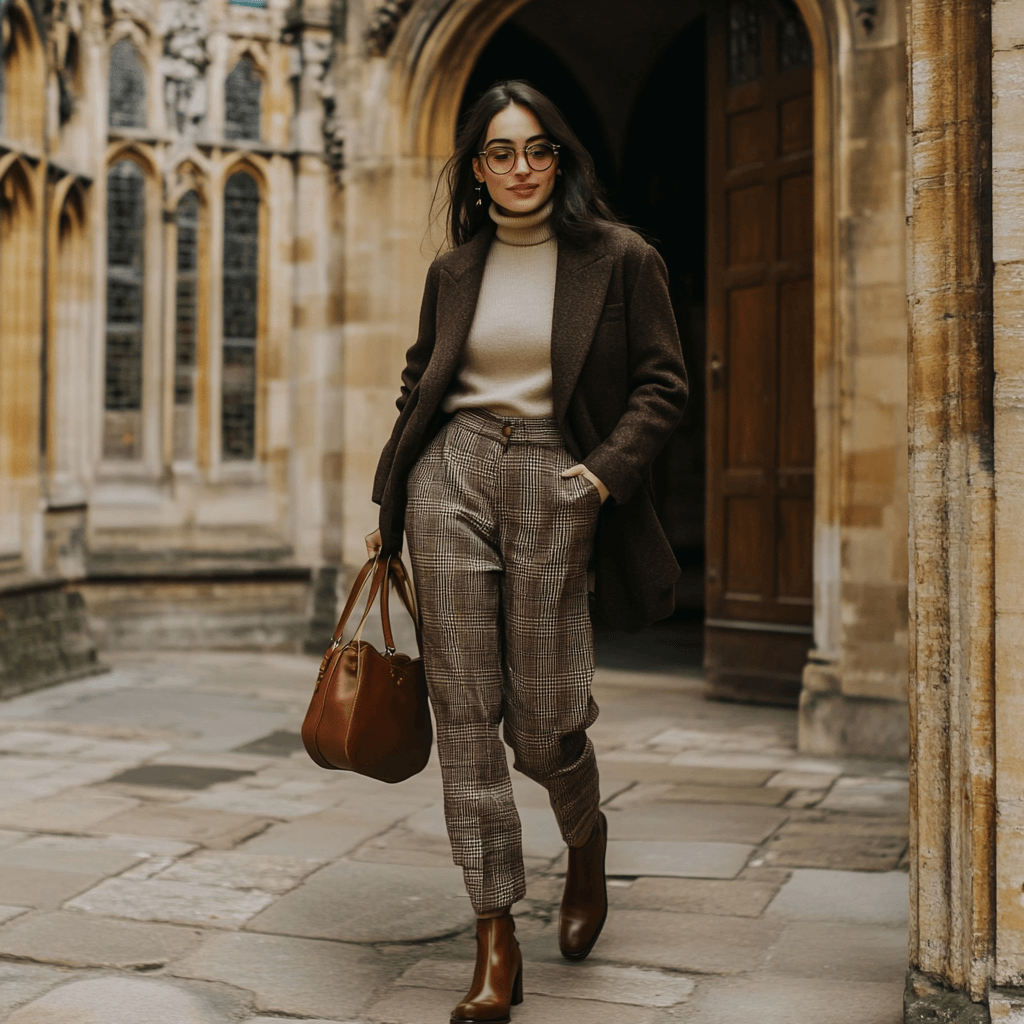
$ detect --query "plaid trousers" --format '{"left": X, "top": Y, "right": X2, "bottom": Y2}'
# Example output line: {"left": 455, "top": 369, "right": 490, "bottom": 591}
{"left": 405, "top": 410, "right": 602, "bottom": 913}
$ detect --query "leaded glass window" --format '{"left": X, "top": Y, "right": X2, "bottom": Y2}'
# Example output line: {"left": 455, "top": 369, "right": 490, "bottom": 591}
{"left": 224, "top": 57, "right": 261, "bottom": 141}
{"left": 174, "top": 191, "right": 199, "bottom": 460}
{"left": 104, "top": 159, "right": 145, "bottom": 460}
{"left": 222, "top": 172, "right": 259, "bottom": 461}
{"left": 728, "top": 0, "right": 762, "bottom": 86}
{"left": 778, "top": 0, "right": 812, "bottom": 70}
{"left": 109, "top": 38, "right": 146, "bottom": 129}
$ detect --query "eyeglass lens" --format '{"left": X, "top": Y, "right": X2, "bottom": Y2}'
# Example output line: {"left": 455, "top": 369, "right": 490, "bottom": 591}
{"left": 483, "top": 145, "right": 557, "bottom": 174}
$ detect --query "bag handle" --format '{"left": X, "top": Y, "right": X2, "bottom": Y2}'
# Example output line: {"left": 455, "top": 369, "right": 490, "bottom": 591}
{"left": 379, "top": 555, "right": 423, "bottom": 655}
{"left": 325, "top": 556, "right": 387, "bottom": 653}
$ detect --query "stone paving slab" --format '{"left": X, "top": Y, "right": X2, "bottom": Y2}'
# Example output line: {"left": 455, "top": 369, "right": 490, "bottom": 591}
{"left": 0, "top": 867, "right": 106, "bottom": 910}
{"left": 0, "top": 905, "right": 29, "bottom": 925}
{"left": 765, "top": 868, "right": 909, "bottom": 924}
{"left": 0, "top": 836, "right": 149, "bottom": 876}
{"left": 583, "top": 909, "right": 782, "bottom": 974}
{"left": 65, "top": 877, "right": 276, "bottom": 928}
{"left": 599, "top": 757, "right": 776, "bottom": 787}
{"left": 246, "top": 859, "right": 474, "bottom": 943}
{"left": 605, "top": 840, "right": 754, "bottom": 878}
{"left": 612, "top": 781, "right": 792, "bottom": 806}
{"left": 606, "top": 803, "right": 787, "bottom": 844}
{"left": 179, "top": 789, "right": 328, "bottom": 820}
{"left": 0, "top": 963, "right": 70, "bottom": 1020}
{"left": 761, "top": 814, "right": 909, "bottom": 871}
{"left": 0, "top": 791, "right": 140, "bottom": 833}
{"left": 398, "top": 958, "right": 696, "bottom": 1007}
{"left": 609, "top": 876, "right": 783, "bottom": 917}
{"left": 3, "top": 976, "right": 236, "bottom": 1024}
{"left": 368, "top": 986, "right": 664, "bottom": 1024}
{"left": 88, "top": 805, "right": 274, "bottom": 848}
{"left": 818, "top": 776, "right": 910, "bottom": 816}
{"left": 765, "top": 920, "right": 908, "bottom": 983}
{"left": 156, "top": 851, "right": 325, "bottom": 894}
{"left": 170, "top": 931, "right": 392, "bottom": 1020}
{"left": 237, "top": 809, "right": 397, "bottom": 859}
{"left": 676, "top": 975, "right": 903, "bottom": 1024}
{"left": 0, "top": 910, "right": 203, "bottom": 969}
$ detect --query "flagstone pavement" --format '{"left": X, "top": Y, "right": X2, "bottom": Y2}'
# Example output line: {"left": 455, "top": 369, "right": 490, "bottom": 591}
{"left": 0, "top": 648, "right": 909, "bottom": 1023}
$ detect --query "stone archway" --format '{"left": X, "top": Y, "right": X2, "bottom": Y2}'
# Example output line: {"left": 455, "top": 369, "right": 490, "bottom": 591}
{"left": 345, "top": 0, "right": 909, "bottom": 761}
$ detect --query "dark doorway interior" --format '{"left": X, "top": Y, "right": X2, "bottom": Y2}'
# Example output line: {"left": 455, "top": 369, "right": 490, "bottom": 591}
{"left": 462, "top": 15, "right": 708, "bottom": 673}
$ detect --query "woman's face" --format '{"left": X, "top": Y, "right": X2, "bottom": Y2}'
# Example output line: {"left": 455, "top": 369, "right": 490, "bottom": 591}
{"left": 472, "top": 103, "right": 559, "bottom": 218}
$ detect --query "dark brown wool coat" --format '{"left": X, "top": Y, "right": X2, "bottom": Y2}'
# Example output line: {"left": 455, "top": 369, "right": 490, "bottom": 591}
{"left": 372, "top": 220, "right": 688, "bottom": 632}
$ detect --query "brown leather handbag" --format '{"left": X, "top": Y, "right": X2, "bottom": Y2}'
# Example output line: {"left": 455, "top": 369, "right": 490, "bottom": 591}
{"left": 302, "top": 554, "right": 432, "bottom": 783}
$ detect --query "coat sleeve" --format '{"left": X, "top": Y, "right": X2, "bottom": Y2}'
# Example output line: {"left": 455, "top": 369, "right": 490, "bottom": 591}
{"left": 582, "top": 243, "right": 689, "bottom": 504}
{"left": 371, "top": 261, "right": 441, "bottom": 505}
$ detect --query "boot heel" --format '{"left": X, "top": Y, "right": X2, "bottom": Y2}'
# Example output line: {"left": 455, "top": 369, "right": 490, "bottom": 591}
{"left": 511, "top": 964, "right": 523, "bottom": 1006}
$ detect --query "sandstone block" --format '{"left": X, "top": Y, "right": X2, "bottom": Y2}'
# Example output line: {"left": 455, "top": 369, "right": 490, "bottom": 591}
{"left": 398, "top": 958, "right": 695, "bottom": 1007}
{"left": 65, "top": 878, "right": 275, "bottom": 928}
{"left": 764, "top": 919, "right": 908, "bottom": 983}
{"left": 610, "top": 876, "right": 781, "bottom": 917}
{"left": 606, "top": 840, "right": 754, "bottom": 878}
{"left": 761, "top": 815, "right": 908, "bottom": 870}
{"left": 156, "top": 851, "right": 324, "bottom": 894}
{"left": 89, "top": 805, "right": 273, "bottom": 848}
{"left": 170, "top": 931, "right": 392, "bottom": 1020}
{"left": 0, "top": 791, "right": 140, "bottom": 833}
{"left": 606, "top": 803, "right": 786, "bottom": 844}
{"left": 579, "top": 909, "right": 781, "bottom": 973}
{"left": 680, "top": 975, "right": 903, "bottom": 1024}
{"left": 245, "top": 859, "right": 473, "bottom": 943}
{"left": 765, "top": 868, "right": 909, "bottom": 924}
{"left": 4, "top": 976, "right": 229, "bottom": 1024}
{"left": 0, "top": 911, "right": 202, "bottom": 969}
{"left": 0, "top": 868, "right": 104, "bottom": 910}
{"left": 367, "top": 986, "right": 661, "bottom": 1024}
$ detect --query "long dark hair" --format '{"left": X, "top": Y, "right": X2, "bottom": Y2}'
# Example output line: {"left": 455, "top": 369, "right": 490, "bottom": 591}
{"left": 440, "top": 80, "right": 620, "bottom": 249}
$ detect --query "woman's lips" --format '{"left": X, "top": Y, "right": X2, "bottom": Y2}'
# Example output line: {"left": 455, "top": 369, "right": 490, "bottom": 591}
{"left": 507, "top": 185, "right": 538, "bottom": 198}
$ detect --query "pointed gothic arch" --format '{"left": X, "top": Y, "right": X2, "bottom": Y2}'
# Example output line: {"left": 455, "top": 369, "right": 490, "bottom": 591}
{"left": 1, "top": 0, "right": 46, "bottom": 148}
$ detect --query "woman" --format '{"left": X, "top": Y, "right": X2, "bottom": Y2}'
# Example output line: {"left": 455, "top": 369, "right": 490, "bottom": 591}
{"left": 368, "top": 80, "right": 687, "bottom": 1023}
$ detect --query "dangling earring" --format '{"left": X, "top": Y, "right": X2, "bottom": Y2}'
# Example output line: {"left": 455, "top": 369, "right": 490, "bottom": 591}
{"left": 475, "top": 183, "right": 483, "bottom": 207}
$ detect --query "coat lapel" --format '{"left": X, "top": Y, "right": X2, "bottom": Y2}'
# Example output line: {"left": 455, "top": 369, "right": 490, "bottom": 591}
{"left": 423, "top": 227, "right": 494, "bottom": 394}
{"left": 551, "top": 240, "right": 614, "bottom": 425}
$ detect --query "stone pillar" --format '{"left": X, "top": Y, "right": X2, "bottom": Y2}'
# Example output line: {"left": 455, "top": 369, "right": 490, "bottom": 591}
{"left": 905, "top": 0, "right": 998, "bottom": 1017}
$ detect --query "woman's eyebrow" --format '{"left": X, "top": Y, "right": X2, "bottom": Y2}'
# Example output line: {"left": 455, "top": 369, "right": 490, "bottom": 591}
{"left": 482, "top": 134, "right": 553, "bottom": 148}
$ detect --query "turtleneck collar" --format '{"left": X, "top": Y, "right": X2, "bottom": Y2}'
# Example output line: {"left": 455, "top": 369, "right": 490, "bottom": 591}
{"left": 489, "top": 201, "right": 555, "bottom": 246}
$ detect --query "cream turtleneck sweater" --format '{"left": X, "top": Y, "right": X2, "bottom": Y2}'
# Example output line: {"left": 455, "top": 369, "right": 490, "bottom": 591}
{"left": 441, "top": 201, "right": 558, "bottom": 419}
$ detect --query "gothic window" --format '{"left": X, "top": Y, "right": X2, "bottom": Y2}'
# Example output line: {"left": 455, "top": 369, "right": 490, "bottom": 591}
{"left": 224, "top": 57, "right": 261, "bottom": 141}
{"left": 728, "top": 0, "right": 762, "bottom": 86}
{"left": 104, "top": 159, "right": 145, "bottom": 460}
{"left": 174, "top": 191, "right": 199, "bottom": 460}
{"left": 108, "top": 38, "right": 146, "bottom": 130}
{"left": 778, "top": 0, "right": 812, "bottom": 70}
{"left": 222, "top": 171, "right": 259, "bottom": 461}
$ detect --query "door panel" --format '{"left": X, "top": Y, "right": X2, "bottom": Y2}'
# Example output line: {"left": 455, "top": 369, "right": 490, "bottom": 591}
{"left": 705, "top": 0, "right": 815, "bottom": 705}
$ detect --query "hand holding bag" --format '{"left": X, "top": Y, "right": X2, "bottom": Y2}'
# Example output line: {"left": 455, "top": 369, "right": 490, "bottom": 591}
{"left": 302, "top": 554, "right": 432, "bottom": 783}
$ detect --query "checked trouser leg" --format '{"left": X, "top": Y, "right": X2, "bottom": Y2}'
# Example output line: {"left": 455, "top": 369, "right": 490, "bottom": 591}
{"left": 404, "top": 412, "right": 602, "bottom": 914}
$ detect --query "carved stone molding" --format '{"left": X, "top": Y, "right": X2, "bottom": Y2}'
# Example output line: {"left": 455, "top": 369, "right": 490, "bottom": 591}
{"left": 366, "top": 0, "right": 413, "bottom": 57}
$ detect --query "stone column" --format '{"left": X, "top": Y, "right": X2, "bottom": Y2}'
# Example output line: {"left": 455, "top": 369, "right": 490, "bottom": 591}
{"left": 905, "top": 0, "right": 997, "bottom": 1017}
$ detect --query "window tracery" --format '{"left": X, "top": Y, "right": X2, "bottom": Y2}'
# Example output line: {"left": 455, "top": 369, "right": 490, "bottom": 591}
{"left": 108, "top": 37, "right": 146, "bottom": 130}
{"left": 224, "top": 56, "right": 260, "bottom": 141}
{"left": 174, "top": 190, "right": 199, "bottom": 460}
{"left": 222, "top": 171, "right": 259, "bottom": 461}
{"left": 104, "top": 158, "right": 145, "bottom": 460}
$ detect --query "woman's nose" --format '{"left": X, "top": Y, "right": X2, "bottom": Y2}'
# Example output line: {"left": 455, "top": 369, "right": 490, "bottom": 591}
{"left": 513, "top": 150, "right": 531, "bottom": 175}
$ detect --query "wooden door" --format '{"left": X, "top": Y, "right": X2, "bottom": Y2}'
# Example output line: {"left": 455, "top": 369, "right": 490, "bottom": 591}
{"left": 704, "top": 0, "right": 815, "bottom": 704}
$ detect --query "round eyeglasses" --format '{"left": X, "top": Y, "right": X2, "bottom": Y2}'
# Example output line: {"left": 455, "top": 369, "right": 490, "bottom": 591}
{"left": 478, "top": 143, "right": 560, "bottom": 175}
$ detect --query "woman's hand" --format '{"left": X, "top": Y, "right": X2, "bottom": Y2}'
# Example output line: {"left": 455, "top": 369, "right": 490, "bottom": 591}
{"left": 365, "top": 529, "right": 382, "bottom": 558}
{"left": 562, "top": 464, "right": 610, "bottom": 503}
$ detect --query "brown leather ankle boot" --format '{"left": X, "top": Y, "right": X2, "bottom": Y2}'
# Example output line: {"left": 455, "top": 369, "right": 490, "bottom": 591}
{"left": 450, "top": 913, "right": 524, "bottom": 1024}
{"left": 558, "top": 810, "right": 608, "bottom": 960}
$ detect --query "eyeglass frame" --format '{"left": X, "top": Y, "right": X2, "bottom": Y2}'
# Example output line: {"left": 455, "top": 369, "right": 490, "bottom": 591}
{"left": 477, "top": 142, "right": 561, "bottom": 175}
